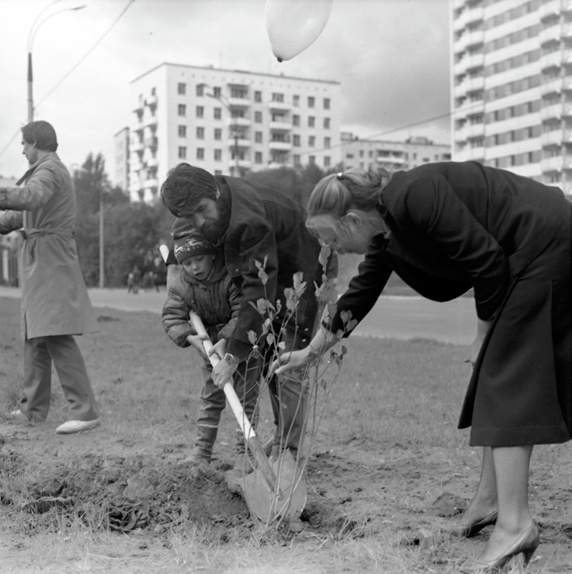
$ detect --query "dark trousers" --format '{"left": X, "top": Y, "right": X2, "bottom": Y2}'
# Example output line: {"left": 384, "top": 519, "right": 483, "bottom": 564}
{"left": 266, "top": 320, "right": 311, "bottom": 458}
{"left": 195, "top": 353, "right": 261, "bottom": 458}
{"left": 20, "top": 335, "right": 99, "bottom": 422}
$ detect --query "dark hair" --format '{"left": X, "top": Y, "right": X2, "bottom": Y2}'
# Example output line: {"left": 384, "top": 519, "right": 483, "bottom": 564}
{"left": 21, "top": 120, "right": 58, "bottom": 152}
{"left": 160, "top": 163, "right": 218, "bottom": 217}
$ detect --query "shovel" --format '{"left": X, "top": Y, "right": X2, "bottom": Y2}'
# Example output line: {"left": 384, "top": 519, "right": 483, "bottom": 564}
{"left": 188, "top": 311, "right": 307, "bottom": 523}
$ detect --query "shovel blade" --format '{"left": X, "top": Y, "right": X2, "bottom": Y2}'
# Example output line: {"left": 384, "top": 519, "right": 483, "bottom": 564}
{"left": 243, "top": 450, "right": 307, "bottom": 523}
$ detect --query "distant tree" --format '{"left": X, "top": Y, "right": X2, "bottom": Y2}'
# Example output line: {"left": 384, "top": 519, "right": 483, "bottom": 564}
{"left": 73, "top": 153, "right": 165, "bottom": 287}
{"left": 245, "top": 164, "right": 329, "bottom": 207}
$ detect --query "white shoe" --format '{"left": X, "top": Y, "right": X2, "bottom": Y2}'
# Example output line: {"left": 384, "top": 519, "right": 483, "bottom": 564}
{"left": 56, "top": 419, "right": 101, "bottom": 434}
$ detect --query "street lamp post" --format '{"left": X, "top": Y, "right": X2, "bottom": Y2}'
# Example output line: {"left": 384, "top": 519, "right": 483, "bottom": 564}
{"left": 27, "top": 1, "right": 86, "bottom": 122}
{"left": 99, "top": 189, "right": 104, "bottom": 288}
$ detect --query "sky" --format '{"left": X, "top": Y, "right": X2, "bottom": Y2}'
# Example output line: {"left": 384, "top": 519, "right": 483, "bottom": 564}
{"left": 0, "top": 0, "right": 451, "bottom": 183}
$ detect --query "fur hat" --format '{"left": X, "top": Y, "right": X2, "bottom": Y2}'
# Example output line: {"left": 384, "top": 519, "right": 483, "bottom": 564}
{"left": 174, "top": 232, "right": 216, "bottom": 264}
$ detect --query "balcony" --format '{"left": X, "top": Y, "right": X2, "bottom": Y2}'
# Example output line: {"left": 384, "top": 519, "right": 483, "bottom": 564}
{"left": 144, "top": 115, "right": 157, "bottom": 128}
{"left": 541, "top": 130, "right": 566, "bottom": 147}
{"left": 144, "top": 136, "right": 158, "bottom": 150}
{"left": 143, "top": 177, "right": 158, "bottom": 189}
{"left": 228, "top": 96, "right": 250, "bottom": 108}
{"left": 540, "top": 0, "right": 572, "bottom": 20}
{"left": 133, "top": 100, "right": 144, "bottom": 114}
{"left": 540, "top": 77, "right": 562, "bottom": 97}
{"left": 146, "top": 94, "right": 157, "bottom": 109}
{"left": 268, "top": 100, "right": 291, "bottom": 112}
{"left": 228, "top": 137, "right": 251, "bottom": 148}
{"left": 228, "top": 117, "right": 250, "bottom": 128}
{"left": 269, "top": 120, "right": 291, "bottom": 131}
{"left": 462, "top": 52, "right": 485, "bottom": 73}
{"left": 131, "top": 140, "right": 144, "bottom": 153}
{"left": 457, "top": 28, "right": 484, "bottom": 53}
{"left": 269, "top": 140, "right": 292, "bottom": 151}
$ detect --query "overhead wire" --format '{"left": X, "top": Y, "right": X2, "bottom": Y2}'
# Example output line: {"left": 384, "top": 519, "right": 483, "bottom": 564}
{"left": 0, "top": 0, "right": 136, "bottom": 166}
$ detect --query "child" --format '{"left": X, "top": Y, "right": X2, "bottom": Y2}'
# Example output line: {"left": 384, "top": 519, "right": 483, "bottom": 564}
{"left": 162, "top": 228, "right": 260, "bottom": 466}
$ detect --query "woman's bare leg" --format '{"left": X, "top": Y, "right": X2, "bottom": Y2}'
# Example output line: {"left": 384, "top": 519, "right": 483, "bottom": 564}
{"left": 459, "top": 446, "right": 497, "bottom": 525}
{"left": 476, "top": 445, "right": 534, "bottom": 562}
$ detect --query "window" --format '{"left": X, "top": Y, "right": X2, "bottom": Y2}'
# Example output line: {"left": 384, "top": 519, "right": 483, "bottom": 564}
{"left": 308, "top": 116, "right": 315, "bottom": 128}
{"left": 293, "top": 154, "right": 301, "bottom": 166}
{"left": 308, "top": 96, "right": 315, "bottom": 108}
{"left": 214, "top": 108, "right": 222, "bottom": 119}
{"left": 255, "top": 111, "right": 263, "bottom": 123}
{"left": 196, "top": 148, "right": 204, "bottom": 160}
{"left": 254, "top": 91, "right": 262, "bottom": 103}
{"left": 293, "top": 134, "right": 301, "bottom": 147}
{"left": 231, "top": 87, "right": 248, "bottom": 98}
{"left": 213, "top": 87, "right": 221, "bottom": 98}
{"left": 292, "top": 115, "right": 300, "bottom": 127}
{"left": 323, "top": 117, "right": 330, "bottom": 129}
{"left": 196, "top": 127, "right": 204, "bottom": 139}
{"left": 178, "top": 146, "right": 187, "bottom": 159}
{"left": 324, "top": 156, "right": 331, "bottom": 167}
{"left": 255, "top": 131, "right": 263, "bottom": 143}
{"left": 324, "top": 137, "right": 331, "bottom": 148}
{"left": 196, "top": 106, "right": 204, "bottom": 118}
{"left": 272, "top": 92, "right": 284, "bottom": 102}
{"left": 196, "top": 84, "right": 204, "bottom": 97}
{"left": 178, "top": 125, "right": 187, "bottom": 137}
{"left": 309, "top": 155, "right": 315, "bottom": 164}
{"left": 293, "top": 94, "right": 300, "bottom": 107}
{"left": 177, "top": 82, "right": 186, "bottom": 95}
{"left": 214, "top": 149, "right": 222, "bottom": 161}
{"left": 178, "top": 104, "right": 186, "bottom": 117}
{"left": 323, "top": 98, "right": 330, "bottom": 109}
{"left": 255, "top": 151, "right": 263, "bottom": 164}
{"left": 214, "top": 128, "right": 222, "bottom": 140}
{"left": 309, "top": 135, "right": 315, "bottom": 147}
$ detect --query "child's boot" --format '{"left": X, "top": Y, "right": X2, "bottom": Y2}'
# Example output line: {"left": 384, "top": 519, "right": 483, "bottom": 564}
{"left": 179, "top": 425, "right": 218, "bottom": 466}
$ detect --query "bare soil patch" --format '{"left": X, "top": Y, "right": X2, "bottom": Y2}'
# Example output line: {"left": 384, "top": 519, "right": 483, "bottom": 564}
{"left": 1, "top": 297, "right": 572, "bottom": 573}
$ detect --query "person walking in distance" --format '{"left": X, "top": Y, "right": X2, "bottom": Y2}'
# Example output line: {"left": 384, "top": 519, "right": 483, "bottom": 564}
{"left": 0, "top": 120, "right": 100, "bottom": 434}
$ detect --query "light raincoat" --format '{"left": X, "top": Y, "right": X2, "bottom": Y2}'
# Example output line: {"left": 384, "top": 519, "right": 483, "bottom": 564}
{"left": 0, "top": 152, "right": 96, "bottom": 339}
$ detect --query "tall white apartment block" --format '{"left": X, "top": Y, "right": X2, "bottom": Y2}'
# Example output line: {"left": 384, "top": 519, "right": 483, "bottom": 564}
{"left": 342, "top": 133, "right": 451, "bottom": 172}
{"left": 452, "top": 0, "right": 572, "bottom": 194}
{"left": 124, "top": 63, "right": 341, "bottom": 202}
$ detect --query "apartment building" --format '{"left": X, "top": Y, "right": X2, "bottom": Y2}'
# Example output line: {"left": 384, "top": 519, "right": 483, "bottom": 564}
{"left": 120, "top": 63, "right": 341, "bottom": 202}
{"left": 342, "top": 133, "right": 451, "bottom": 172}
{"left": 452, "top": 0, "right": 572, "bottom": 193}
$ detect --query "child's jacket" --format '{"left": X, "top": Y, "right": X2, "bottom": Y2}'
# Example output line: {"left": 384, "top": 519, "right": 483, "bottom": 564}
{"left": 162, "top": 255, "right": 241, "bottom": 347}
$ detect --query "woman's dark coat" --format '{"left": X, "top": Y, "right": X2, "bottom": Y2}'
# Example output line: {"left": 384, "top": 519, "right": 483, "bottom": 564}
{"left": 331, "top": 161, "right": 572, "bottom": 447}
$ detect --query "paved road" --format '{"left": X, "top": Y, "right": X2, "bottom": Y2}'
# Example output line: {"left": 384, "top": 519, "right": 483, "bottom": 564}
{"left": 0, "top": 287, "right": 476, "bottom": 346}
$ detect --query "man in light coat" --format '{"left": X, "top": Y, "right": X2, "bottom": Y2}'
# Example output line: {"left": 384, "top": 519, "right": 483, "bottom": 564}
{"left": 0, "top": 120, "right": 100, "bottom": 434}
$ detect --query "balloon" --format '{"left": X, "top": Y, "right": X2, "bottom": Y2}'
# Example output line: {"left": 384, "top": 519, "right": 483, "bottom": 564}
{"left": 265, "top": 0, "right": 333, "bottom": 62}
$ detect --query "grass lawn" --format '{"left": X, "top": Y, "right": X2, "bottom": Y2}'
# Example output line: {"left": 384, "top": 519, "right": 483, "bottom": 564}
{"left": 0, "top": 295, "right": 570, "bottom": 574}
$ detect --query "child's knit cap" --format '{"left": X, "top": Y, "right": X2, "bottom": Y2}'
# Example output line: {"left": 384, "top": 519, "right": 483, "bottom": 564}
{"left": 173, "top": 231, "right": 216, "bottom": 264}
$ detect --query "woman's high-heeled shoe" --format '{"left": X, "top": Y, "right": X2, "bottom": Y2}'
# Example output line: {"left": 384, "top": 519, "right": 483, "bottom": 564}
{"left": 448, "top": 510, "right": 498, "bottom": 538}
{"left": 460, "top": 522, "right": 540, "bottom": 573}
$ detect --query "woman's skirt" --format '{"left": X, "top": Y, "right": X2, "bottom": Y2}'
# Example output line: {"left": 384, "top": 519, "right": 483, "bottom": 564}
{"left": 459, "top": 206, "right": 572, "bottom": 447}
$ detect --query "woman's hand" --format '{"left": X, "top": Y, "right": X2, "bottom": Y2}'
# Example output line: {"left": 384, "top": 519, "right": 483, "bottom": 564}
{"left": 466, "top": 318, "right": 492, "bottom": 368}
{"left": 271, "top": 346, "right": 315, "bottom": 376}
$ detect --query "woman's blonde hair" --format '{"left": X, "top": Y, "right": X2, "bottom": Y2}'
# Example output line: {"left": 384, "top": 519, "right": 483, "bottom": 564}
{"left": 307, "top": 166, "right": 390, "bottom": 220}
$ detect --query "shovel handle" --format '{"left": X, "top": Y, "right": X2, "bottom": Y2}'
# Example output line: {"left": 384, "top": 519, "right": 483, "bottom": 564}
{"left": 189, "top": 312, "right": 278, "bottom": 493}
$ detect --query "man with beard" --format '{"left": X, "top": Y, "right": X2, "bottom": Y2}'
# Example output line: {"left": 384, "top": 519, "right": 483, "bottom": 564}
{"left": 160, "top": 163, "right": 333, "bottom": 463}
